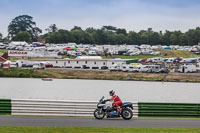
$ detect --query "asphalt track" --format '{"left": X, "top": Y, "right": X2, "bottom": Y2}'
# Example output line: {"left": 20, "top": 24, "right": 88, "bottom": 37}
{"left": 0, "top": 116, "right": 200, "bottom": 128}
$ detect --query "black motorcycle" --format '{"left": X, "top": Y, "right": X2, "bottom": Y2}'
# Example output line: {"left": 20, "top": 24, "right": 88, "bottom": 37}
{"left": 94, "top": 96, "right": 133, "bottom": 120}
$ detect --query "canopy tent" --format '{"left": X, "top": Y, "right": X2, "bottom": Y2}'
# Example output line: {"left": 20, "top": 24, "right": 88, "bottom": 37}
{"left": 71, "top": 46, "right": 76, "bottom": 50}
{"left": 65, "top": 46, "right": 76, "bottom": 51}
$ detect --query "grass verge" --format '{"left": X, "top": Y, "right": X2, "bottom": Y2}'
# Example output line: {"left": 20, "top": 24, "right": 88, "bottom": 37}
{"left": 0, "top": 49, "right": 8, "bottom": 54}
{"left": 1, "top": 69, "right": 200, "bottom": 82}
{"left": 0, "top": 69, "right": 46, "bottom": 78}
{"left": 0, "top": 127, "right": 200, "bottom": 133}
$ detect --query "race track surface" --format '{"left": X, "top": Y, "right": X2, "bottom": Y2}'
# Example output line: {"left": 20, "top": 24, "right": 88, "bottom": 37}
{"left": 0, "top": 116, "right": 200, "bottom": 128}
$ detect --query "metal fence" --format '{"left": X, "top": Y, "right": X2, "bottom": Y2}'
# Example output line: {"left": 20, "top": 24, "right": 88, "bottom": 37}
{"left": 0, "top": 99, "right": 11, "bottom": 115}
{"left": 1, "top": 99, "right": 199, "bottom": 118}
{"left": 11, "top": 99, "right": 139, "bottom": 117}
{"left": 138, "top": 102, "right": 200, "bottom": 117}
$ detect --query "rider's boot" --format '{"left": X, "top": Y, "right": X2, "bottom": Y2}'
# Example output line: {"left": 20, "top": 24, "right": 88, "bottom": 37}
{"left": 117, "top": 106, "right": 122, "bottom": 113}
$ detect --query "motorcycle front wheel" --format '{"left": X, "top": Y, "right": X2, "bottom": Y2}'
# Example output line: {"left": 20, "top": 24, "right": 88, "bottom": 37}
{"left": 121, "top": 108, "right": 133, "bottom": 120}
{"left": 94, "top": 108, "right": 105, "bottom": 120}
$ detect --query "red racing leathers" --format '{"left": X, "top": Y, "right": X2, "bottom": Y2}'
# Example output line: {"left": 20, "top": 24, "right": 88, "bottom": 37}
{"left": 109, "top": 94, "right": 122, "bottom": 108}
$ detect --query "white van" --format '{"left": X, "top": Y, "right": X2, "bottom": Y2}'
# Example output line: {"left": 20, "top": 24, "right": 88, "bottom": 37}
{"left": 140, "top": 65, "right": 160, "bottom": 73}
{"left": 109, "top": 64, "right": 121, "bottom": 71}
{"left": 33, "top": 62, "right": 45, "bottom": 69}
{"left": 121, "top": 65, "right": 134, "bottom": 72}
{"left": 88, "top": 50, "right": 97, "bottom": 56}
{"left": 151, "top": 57, "right": 163, "bottom": 63}
{"left": 178, "top": 64, "right": 197, "bottom": 73}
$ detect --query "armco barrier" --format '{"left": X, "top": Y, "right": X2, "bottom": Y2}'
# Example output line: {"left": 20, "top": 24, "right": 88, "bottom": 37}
{"left": 138, "top": 102, "right": 200, "bottom": 117}
{"left": 1, "top": 99, "right": 198, "bottom": 118}
{"left": 0, "top": 99, "right": 11, "bottom": 115}
{"left": 11, "top": 99, "right": 139, "bottom": 117}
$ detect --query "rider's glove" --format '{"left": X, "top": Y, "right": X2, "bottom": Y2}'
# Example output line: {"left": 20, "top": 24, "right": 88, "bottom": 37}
{"left": 105, "top": 99, "right": 110, "bottom": 102}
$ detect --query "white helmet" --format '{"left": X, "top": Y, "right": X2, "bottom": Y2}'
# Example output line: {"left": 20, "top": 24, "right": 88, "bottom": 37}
{"left": 109, "top": 90, "right": 115, "bottom": 96}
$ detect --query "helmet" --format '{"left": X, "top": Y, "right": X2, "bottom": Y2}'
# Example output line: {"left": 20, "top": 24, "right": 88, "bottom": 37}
{"left": 109, "top": 90, "right": 115, "bottom": 96}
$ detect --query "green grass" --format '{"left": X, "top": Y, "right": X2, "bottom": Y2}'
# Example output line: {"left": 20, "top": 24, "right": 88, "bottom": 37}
{"left": 156, "top": 49, "right": 200, "bottom": 58}
{"left": 1, "top": 68, "right": 200, "bottom": 82}
{"left": 0, "top": 127, "right": 200, "bottom": 133}
{"left": 0, "top": 49, "right": 8, "bottom": 53}
{"left": 0, "top": 69, "right": 45, "bottom": 78}
{"left": 102, "top": 49, "right": 200, "bottom": 59}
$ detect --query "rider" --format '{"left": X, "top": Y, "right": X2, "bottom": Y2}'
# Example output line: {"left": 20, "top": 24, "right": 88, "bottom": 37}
{"left": 107, "top": 90, "right": 122, "bottom": 112}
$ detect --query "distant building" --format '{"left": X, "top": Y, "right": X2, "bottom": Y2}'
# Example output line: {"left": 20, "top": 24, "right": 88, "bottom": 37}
{"left": 18, "top": 58, "right": 133, "bottom": 69}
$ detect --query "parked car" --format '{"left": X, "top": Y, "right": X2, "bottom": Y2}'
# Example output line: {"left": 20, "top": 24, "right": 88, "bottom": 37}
{"left": 45, "top": 63, "right": 53, "bottom": 68}
{"left": 0, "top": 44, "right": 7, "bottom": 49}
{"left": 173, "top": 57, "right": 183, "bottom": 63}
{"left": 156, "top": 67, "right": 169, "bottom": 73}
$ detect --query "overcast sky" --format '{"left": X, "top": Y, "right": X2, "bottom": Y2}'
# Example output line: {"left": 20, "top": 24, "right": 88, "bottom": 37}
{"left": 1, "top": 0, "right": 200, "bottom": 36}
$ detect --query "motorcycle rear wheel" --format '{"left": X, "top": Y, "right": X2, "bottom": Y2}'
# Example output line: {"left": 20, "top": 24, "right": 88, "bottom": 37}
{"left": 94, "top": 109, "right": 105, "bottom": 120}
{"left": 121, "top": 108, "right": 133, "bottom": 120}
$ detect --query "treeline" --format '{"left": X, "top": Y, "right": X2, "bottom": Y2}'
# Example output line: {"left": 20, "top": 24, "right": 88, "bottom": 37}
{"left": 42, "top": 26, "right": 200, "bottom": 46}
{"left": 1, "top": 15, "right": 200, "bottom": 46}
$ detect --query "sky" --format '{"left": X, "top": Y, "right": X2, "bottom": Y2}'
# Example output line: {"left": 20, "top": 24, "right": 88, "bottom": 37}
{"left": 1, "top": 0, "right": 200, "bottom": 36}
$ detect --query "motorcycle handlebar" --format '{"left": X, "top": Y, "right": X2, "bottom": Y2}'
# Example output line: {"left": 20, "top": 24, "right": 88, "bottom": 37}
{"left": 102, "top": 99, "right": 110, "bottom": 103}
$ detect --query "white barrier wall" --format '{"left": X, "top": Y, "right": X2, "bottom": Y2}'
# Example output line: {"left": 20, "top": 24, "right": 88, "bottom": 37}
{"left": 11, "top": 99, "right": 138, "bottom": 117}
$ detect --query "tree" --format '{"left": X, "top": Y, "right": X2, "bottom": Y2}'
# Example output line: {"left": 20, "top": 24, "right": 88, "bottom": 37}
{"left": 8, "top": 15, "right": 42, "bottom": 42}
{"left": 0, "top": 32, "right": 2, "bottom": 41}
{"left": 70, "top": 30, "right": 85, "bottom": 44}
{"left": 71, "top": 26, "right": 82, "bottom": 31}
{"left": 179, "top": 34, "right": 187, "bottom": 46}
{"left": 149, "top": 32, "right": 161, "bottom": 45}
{"left": 40, "top": 25, "right": 200, "bottom": 45}
{"left": 46, "top": 31, "right": 61, "bottom": 44}
{"left": 116, "top": 28, "right": 127, "bottom": 35}
{"left": 161, "top": 30, "right": 171, "bottom": 45}
{"left": 102, "top": 26, "right": 117, "bottom": 32}
{"left": 12, "top": 31, "right": 31, "bottom": 43}
{"left": 127, "top": 31, "right": 140, "bottom": 45}
{"left": 139, "top": 30, "right": 148, "bottom": 44}
{"left": 169, "top": 31, "right": 182, "bottom": 45}
{"left": 185, "top": 27, "right": 200, "bottom": 46}
{"left": 93, "top": 29, "right": 108, "bottom": 44}
{"left": 115, "top": 33, "right": 127, "bottom": 44}
{"left": 46, "top": 24, "right": 58, "bottom": 33}
{"left": 58, "top": 29, "right": 71, "bottom": 43}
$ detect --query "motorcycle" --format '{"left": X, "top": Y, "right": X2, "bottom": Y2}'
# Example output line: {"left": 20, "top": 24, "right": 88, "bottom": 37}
{"left": 94, "top": 96, "right": 133, "bottom": 120}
